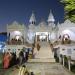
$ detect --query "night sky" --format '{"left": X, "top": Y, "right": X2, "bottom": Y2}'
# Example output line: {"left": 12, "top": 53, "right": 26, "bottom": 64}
{"left": 0, "top": 0, "right": 64, "bottom": 32}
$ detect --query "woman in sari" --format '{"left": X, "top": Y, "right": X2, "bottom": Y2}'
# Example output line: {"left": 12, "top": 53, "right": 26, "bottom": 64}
{"left": 3, "top": 52, "right": 11, "bottom": 69}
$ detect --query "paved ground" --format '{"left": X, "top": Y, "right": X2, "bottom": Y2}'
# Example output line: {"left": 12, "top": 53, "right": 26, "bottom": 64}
{"left": 0, "top": 66, "right": 18, "bottom": 75}
{"left": 25, "top": 62, "right": 75, "bottom": 75}
{"left": 1, "top": 62, "right": 75, "bottom": 75}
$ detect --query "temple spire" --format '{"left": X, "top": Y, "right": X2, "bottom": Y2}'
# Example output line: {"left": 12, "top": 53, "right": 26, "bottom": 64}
{"left": 29, "top": 12, "right": 36, "bottom": 25}
{"left": 47, "top": 10, "right": 55, "bottom": 23}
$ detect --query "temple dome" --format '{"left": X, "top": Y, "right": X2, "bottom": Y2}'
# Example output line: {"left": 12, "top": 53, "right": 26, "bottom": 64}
{"left": 47, "top": 10, "right": 55, "bottom": 22}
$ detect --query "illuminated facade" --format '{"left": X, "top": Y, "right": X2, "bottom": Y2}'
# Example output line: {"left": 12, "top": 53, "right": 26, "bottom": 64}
{"left": 7, "top": 10, "right": 58, "bottom": 45}
{"left": 7, "top": 11, "right": 75, "bottom": 45}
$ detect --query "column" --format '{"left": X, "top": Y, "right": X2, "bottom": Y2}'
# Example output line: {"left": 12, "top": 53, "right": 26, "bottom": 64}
{"left": 47, "top": 34, "right": 48, "bottom": 42}
{"left": 8, "top": 32, "right": 10, "bottom": 44}
{"left": 63, "top": 55, "right": 65, "bottom": 66}
{"left": 36, "top": 35, "right": 37, "bottom": 42}
{"left": 59, "top": 55, "right": 62, "bottom": 63}
{"left": 68, "top": 56, "right": 71, "bottom": 71}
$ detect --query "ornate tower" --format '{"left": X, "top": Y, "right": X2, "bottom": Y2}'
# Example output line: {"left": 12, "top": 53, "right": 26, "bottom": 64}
{"left": 28, "top": 12, "right": 36, "bottom": 43}
{"left": 47, "top": 10, "right": 55, "bottom": 28}
{"left": 29, "top": 12, "right": 36, "bottom": 25}
{"left": 29, "top": 12, "right": 36, "bottom": 30}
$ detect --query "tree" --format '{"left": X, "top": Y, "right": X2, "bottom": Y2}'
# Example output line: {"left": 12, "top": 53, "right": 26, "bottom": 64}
{"left": 60, "top": 0, "right": 75, "bottom": 22}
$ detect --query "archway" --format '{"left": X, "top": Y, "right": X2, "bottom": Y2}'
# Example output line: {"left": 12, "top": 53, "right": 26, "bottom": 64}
{"left": 36, "top": 32, "right": 48, "bottom": 42}
{"left": 10, "top": 31, "right": 24, "bottom": 45}
{"left": 62, "top": 34, "right": 71, "bottom": 44}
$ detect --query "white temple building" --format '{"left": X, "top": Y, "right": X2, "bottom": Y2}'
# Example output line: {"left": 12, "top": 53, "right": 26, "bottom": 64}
{"left": 3, "top": 10, "right": 75, "bottom": 63}
{"left": 7, "top": 10, "right": 75, "bottom": 44}
{"left": 7, "top": 10, "right": 58, "bottom": 44}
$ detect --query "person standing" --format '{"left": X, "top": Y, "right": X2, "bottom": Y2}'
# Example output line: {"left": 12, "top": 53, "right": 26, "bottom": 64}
{"left": 19, "top": 50, "right": 24, "bottom": 65}
{"left": 3, "top": 52, "right": 11, "bottom": 69}
{"left": 23, "top": 50, "right": 26, "bottom": 63}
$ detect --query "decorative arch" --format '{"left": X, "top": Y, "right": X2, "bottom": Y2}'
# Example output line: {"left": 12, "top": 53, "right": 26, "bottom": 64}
{"left": 62, "top": 34, "right": 71, "bottom": 44}
{"left": 10, "top": 31, "right": 24, "bottom": 45}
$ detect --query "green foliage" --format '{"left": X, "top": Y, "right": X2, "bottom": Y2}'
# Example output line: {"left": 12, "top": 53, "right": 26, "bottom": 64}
{"left": 60, "top": 0, "right": 75, "bottom": 22}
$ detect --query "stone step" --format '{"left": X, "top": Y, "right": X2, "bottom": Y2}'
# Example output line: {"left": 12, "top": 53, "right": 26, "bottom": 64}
{"left": 35, "top": 53, "right": 54, "bottom": 58}
{"left": 35, "top": 50, "right": 54, "bottom": 58}
{"left": 25, "top": 63, "right": 75, "bottom": 75}
{"left": 28, "top": 58, "right": 55, "bottom": 63}
{"left": 34, "top": 41, "right": 54, "bottom": 60}
{"left": 34, "top": 48, "right": 54, "bottom": 59}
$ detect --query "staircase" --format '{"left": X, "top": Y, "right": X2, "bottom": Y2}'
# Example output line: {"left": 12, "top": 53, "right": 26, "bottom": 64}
{"left": 35, "top": 41, "right": 54, "bottom": 59}
{"left": 28, "top": 41, "right": 55, "bottom": 62}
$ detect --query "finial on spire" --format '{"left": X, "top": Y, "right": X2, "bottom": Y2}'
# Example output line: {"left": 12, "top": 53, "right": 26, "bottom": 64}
{"left": 47, "top": 10, "right": 55, "bottom": 23}
{"left": 29, "top": 12, "right": 36, "bottom": 24}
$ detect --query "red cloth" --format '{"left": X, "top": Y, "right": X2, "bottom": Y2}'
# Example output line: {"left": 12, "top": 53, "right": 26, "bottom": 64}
{"left": 3, "top": 54, "right": 10, "bottom": 69}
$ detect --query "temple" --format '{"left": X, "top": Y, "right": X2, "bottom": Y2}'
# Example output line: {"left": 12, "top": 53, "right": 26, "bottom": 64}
{"left": 7, "top": 10, "right": 57, "bottom": 44}
{"left": 5, "top": 10, "right": 75, "bottom": 62}
{"left": 7, "top": 10, "right": 75, "bottom": 45}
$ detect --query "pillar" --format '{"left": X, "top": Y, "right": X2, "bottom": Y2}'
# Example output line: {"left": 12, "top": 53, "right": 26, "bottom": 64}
{"left": 63, "top": 55, "right": 65, "bottom": 66}
{"left": 47, "top": 34, "right": 48, "bottom": 42}
{"left": 59, "top": 55, "right": 62, "bottom": 63}
{"left": 36, "top": 35, "right": 37, "bottom": 42}
{"left": 68, "top": 56, "right": 71, "bottom": 71}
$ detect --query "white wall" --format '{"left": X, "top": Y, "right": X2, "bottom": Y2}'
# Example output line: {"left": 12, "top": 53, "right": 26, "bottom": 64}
{"left": 56, "top": 45, "right": 75, "bottom": 60}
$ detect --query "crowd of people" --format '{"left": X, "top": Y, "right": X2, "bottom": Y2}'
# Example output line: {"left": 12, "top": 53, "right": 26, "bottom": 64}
{"left": 3, "top": 48, "right": 30, "bottom": 69}
{"left": 8, "top": 38, "right": 22, "bottom": 45}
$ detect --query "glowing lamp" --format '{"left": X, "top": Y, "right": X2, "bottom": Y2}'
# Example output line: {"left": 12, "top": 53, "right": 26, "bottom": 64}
{"left": 16, "top": 35, "right": 20, "bottom": 40}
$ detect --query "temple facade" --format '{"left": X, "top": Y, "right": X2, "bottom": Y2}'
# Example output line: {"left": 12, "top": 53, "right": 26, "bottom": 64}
{"left": 7, "top": 10, "right": 58, "bottom": 45}
{"left": 7, "top": 10, "right": 75, "bottom": 45}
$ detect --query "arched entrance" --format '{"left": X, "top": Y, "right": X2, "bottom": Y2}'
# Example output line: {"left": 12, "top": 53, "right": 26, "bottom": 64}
{"left": 10, "top": 31, "right": 24, "bottom": 45}
{"left": 36, "top": 32, "right": 49, "bottom": 42}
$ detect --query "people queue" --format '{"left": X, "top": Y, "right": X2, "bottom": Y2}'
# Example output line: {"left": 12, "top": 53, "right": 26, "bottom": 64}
{"left": 3, "top": 49, "right": 30, "bottom": 69}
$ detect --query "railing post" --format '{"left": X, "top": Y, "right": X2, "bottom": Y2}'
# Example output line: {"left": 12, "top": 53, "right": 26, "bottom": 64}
{"left": 59, "top": 54, "right": 62, "bottom": 63}
{"left": 63, "top": 55, "right": 65, "bottom": 66}
{"left": 68, "top": 56, "right": 71, "bottom": 71}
